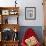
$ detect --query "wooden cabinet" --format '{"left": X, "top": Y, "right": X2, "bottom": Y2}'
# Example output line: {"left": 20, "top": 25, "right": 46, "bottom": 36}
{"left": 0, "top": 7, "right": 19, "bottom": 24}
{"left": 0, "top": 7, "right": 20, "bottom": 46}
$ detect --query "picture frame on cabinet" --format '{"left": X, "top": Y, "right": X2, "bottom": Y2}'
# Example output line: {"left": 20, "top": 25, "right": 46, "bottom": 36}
{"left": 25, "top": 7, "right": 36, "bottom": 20}
{"left": 2, "top": 10, "right": 9, "bottom": 15}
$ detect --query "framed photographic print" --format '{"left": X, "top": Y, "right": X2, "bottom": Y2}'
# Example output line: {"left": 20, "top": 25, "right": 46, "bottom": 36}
{"left": 25, "top": 7, "right": 36, "bottom": 20}
{"left": 2, "top": 10, "right": 9, "bottom": 15}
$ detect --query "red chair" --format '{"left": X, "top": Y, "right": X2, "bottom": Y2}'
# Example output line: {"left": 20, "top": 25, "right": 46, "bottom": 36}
{"left": 21, "top": 28, "right": 41, "bottom": 46}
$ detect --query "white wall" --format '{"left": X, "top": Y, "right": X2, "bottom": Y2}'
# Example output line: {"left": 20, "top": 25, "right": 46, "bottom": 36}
{"left": 0, "top": 0, "right": 44, "bottom": 26}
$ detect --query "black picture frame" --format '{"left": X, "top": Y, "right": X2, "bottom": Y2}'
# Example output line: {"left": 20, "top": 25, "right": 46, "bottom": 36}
{"left": 25, "top": 7, "right": 36, "bottom": 20}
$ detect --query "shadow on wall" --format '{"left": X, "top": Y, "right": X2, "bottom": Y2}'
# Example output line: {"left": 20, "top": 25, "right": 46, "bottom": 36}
{"left": 18, "top": 26, "right": 43, "bottom": 44}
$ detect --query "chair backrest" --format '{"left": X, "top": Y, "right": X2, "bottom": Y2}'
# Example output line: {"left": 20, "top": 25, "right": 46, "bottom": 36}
{"left": 23, "top": 28, "right": 36, "bottom": 41}
{"left": 21, "top": 28, "right": 41, "bottom": 46}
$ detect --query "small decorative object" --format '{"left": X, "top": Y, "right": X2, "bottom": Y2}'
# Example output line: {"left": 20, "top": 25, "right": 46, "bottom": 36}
{"left": 2, "top": 10, "right": 9, "bottom": 15}
{"left": 13, "top": 32, "right": 18, "bottom": 41}
{"left": 15, "top": 0, "right": 17, "bottom": 7}
{"left": 25, "top": 7, "right": 36, "bottom": 20}
{"left": 14, "top": 29, "right": 17, "bottom": 32}
{"left": 10, "top": 10, "right": 15, "bottom": 15}
{"left": 9, "top": 10, "right": 18, "bottom": 15}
